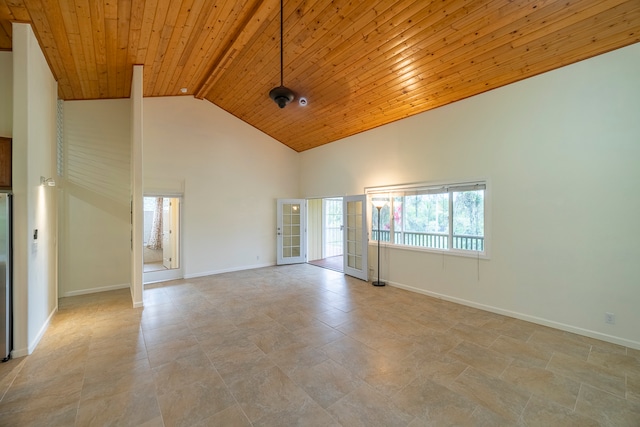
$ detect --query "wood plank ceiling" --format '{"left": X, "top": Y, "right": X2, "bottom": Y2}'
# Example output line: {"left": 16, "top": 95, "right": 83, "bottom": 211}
{"left": 1, "top": 0, "right": 639, "bottom": 152}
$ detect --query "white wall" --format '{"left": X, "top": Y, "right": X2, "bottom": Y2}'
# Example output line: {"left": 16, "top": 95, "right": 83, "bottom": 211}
{"left": 11, "top": 23, "right": 58, "bottom": 356}
{"left": 299, "top": 43, "right": 640, "bottom": 348}
{"left": 0, "top": 52, "right": 12, "bottom": 137}
{"left": 60, "top": 99, "right": 131, "bottom": 296}
{"left": 143, "top": 97, "right": 299, "bottom": 277}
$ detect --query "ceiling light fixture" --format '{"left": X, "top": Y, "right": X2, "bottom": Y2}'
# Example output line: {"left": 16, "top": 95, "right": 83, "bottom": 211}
{"left": 269, "top": 0, "right": 295, "bottom": 109}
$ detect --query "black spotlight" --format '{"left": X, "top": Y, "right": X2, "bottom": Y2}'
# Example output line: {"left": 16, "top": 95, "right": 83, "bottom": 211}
{"left": 269, "top": 85, "right": 295, "bottom": 109}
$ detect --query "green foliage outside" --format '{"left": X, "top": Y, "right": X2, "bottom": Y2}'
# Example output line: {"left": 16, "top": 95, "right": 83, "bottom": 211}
{"left": 371, "top": 190, "right": 484, "bottom": 244}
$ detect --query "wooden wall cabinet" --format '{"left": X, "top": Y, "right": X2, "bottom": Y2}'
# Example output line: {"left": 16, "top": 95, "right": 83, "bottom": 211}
{"left": 0, "top": 138, "right": 11, "bottom": 190}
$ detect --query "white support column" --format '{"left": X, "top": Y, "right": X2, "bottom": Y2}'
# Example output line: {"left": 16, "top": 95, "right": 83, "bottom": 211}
{"left": 11, "top": 23, "right": 59, "bottom": 356}
{"left": 130, "top": 65, "right": 143, "bottom": 308}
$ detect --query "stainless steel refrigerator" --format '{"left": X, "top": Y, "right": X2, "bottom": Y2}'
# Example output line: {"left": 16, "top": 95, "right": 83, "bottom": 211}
{"left": 0, "top": 193, "right": 11, "bottom": 362}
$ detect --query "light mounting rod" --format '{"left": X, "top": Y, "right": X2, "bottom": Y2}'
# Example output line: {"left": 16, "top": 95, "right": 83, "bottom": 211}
{"left": 269, "top": 0, "right": 295, "bottom": 108}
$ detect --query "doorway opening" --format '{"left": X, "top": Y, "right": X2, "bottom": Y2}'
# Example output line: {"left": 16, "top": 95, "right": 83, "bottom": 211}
{"left": 143, "top": 196, "right": 182, "bottom": 282}
{"left": 307, "top": 197, "right": 343, "bottom": 272}
{"left": 277, "top": 195, "right": 368, "bottom": 280}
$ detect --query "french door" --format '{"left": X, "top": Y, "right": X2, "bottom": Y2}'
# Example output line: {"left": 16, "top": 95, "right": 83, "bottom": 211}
{"left": 276, "top": 196, "right": 367, "bottom": 281}
{"left": 343, "top": 195, "right": 368, "bottom": 281}
{"left": 276, "top": 199, "right": 306, "bottom": 265}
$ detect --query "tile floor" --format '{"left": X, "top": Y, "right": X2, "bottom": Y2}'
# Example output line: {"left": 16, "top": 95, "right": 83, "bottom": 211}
{"left": 0, "top": 264, "right": 639, "bottom": 426}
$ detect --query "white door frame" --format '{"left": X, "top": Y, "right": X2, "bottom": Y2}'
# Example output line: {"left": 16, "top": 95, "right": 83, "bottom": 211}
{"left": 277, "top": 199, "right": 307, "bottom": 265}
{"left": 143, "top": 194, "right": 184, "bottom": 285}
{"left": 343, "top": 194, "right": 368, "bottom": 281}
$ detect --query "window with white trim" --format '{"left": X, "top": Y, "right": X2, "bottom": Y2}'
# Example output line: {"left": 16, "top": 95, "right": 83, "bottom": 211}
{"left": 368, "top": 182, "right": 487, "bottom": 255}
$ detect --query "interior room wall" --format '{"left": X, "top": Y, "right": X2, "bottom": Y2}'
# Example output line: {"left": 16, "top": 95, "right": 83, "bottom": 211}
{"left": 143, "top": 96, "right": 300, "bottom": 278}
{"left": 11, "top": 23, "right": 58, "bottom": 356}
{"left": 299, "top": 42, "right": 640, "bottom": 348}
{"left": 0, "top": 52, "right": 12, "bottom": 137}
{"left": 60, "top": 99, "right": 131, "bottom": 296}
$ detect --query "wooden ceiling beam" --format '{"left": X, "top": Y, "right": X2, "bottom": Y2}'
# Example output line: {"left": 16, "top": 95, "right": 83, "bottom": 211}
{"left": 194, "top": 0, "right": 276, "bottom": 99}
{"left": 177, "top": 0, "right": 245, "bottom": 95}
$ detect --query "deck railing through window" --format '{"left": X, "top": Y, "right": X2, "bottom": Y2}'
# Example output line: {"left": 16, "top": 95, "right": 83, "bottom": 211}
{"left": 372, "top": 230, "right": 483, "bottom": 251}
{"left": 325, "top": 226, "right": 343, "bottom": 257}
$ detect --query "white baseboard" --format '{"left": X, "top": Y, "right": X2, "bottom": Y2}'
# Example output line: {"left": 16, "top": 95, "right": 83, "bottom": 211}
{"left": 183, "top": 262, "right": 275, "bottom": 279}
{"left": 143, "top": 268, "right": 184, "bottom": 285}
{"left": 61, "top": 283, "right": 130, "bottom": 298}
{"left": 130, "top": 286, "right": 143, "bottom": 308}
{"left": 11, "top": 306, "right": 58, "bottom": 358}
{"left": 388, "top": 281, "right": 640, "bottom": 350}
{"left": 10, "top": 347, "right": 28, "bottom": 358}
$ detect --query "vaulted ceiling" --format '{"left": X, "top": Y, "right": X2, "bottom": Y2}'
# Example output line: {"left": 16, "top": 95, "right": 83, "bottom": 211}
{"left": 1, "top": 0, "right": 639, "bottom": 152}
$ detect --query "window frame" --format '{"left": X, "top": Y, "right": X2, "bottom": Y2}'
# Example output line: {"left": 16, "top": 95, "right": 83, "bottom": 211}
{"left": 366, "top": 180, "right": 490, "bottom": 259}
